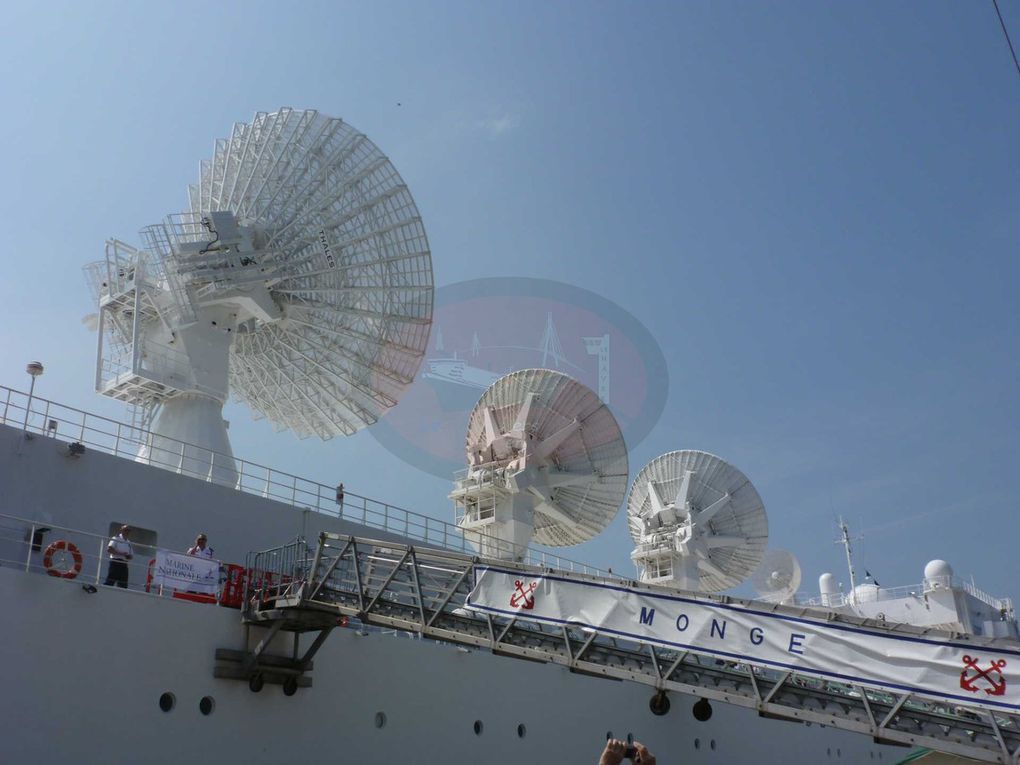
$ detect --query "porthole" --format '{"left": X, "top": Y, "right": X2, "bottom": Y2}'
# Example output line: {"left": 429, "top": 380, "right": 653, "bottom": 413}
{"left": 606, "top": 731, "right": 613, "bottom": 740}
{"left": 199, "top": 696, "right": 215, "bottom": 716}
{"left": 517, "top": 723, "right": 526, "bottom": 739}
{"left": 837, "top": 749, "right": 842, "bottom": 758}
{"left": 626, "top": 733, "right": 634, "bottom": 744}
{"left": 374, "top": 712, "right": 387, "bottom": 729}
{"left": 827, "top": 748, "right": 832, "bottom": 757}
{"left": 694, "top": 738, "right": 701, "bottom": 750}
{"left": 710, "top": 739, "right": 716, "bottom": 751}
{"left": 158, "top": 692, "right": 175, "bottom": 713}
{"left": 473, "top": 720, "right": 483, "bottom": 735}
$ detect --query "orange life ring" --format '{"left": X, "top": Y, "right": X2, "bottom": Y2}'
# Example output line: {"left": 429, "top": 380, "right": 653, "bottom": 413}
{"left": 43, "top": 540, "right": 83, "bottom": 579}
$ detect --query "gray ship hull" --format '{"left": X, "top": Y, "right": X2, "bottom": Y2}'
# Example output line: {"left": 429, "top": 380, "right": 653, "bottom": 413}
{"left": 0, "top": 421, "right": 899, "bottom": 763}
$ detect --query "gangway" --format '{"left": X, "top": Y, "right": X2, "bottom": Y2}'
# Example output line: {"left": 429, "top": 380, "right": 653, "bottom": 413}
{"left": 232, "top": 532, "right": 1020, "bottom": 763}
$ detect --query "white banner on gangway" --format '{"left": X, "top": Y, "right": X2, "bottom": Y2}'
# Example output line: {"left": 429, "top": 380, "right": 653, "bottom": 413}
{"left": 152, "top": 550, "right": 220, "bottom": 594}
{"left": 466, "top": 567, "right": 1019, "bottom": 713}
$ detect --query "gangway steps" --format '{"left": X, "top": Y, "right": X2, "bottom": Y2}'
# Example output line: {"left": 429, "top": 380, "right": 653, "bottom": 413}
{"left": 237, "top": 533, "right": 1020, "bottom": 764}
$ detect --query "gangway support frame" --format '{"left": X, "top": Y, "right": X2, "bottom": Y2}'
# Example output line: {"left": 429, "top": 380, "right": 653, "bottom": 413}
{"left": 234, "top": 532, "right": 1020, "bottom": 763}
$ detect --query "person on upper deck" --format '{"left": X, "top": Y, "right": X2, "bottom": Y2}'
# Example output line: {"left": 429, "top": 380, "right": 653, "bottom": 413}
{"left": 103, "top": 525, "right": 133, "bottom": 588}
{"left": 187, "top": 533, "right": 213, "bottom": 559}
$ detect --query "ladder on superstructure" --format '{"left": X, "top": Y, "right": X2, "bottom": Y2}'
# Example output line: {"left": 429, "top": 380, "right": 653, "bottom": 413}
{"left": 234, "top": 532, "right": 1020, "bottom": 764}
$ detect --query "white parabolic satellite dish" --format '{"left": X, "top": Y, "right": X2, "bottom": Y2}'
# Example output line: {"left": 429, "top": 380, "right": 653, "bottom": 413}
{"left": 628, "top": 450, "right": 768, "bottom": 592}
{"left": 450, "top": 369, "right": 628, "bottom": 559}
{"left": 84, "top": 108, "right": 433, "bottom": 483}
{"left": 751, "top": 549, "right": 802, "bottom": 604}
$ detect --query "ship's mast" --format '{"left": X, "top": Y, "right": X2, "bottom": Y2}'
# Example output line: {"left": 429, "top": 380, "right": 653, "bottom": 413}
{"left": 837, "top": 517, "right": 859, "bottom": 606}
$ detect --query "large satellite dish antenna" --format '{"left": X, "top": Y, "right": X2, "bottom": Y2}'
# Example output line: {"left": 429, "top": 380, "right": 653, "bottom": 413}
{"left": 450, "top": 369, "right": 628, "bottom": 560}
{"left": 628, "top": 450, "right": 768, "bottom": 592}
{"left": 751, "top": 549, "right": 802, "bottom": 604}
{"left": 83, "top": 109, "right": 433, "bottom": 484}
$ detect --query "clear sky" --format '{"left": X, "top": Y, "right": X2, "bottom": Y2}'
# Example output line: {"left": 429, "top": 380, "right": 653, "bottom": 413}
{"left": 1, "top": 1, "right": 1017, "bottom": 602}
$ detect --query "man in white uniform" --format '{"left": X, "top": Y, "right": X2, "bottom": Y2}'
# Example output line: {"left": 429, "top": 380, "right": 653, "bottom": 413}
{"left": 103, "top": 525, "right": 133, "bottom": 588}
{"left": 187, "top": 533, "right": 218, "bottom": 595}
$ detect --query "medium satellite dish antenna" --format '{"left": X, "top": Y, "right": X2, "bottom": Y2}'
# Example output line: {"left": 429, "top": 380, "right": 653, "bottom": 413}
{"left": 751, "top": 549, "right": 802, "bottom": 604}
{"left": 83, "top": 108, "right": 433, "bottom": 484}
{"left": 628, "top": 450, "right": 768, "bottom": 592}
{"left": 450, "top": 369, "right": 628, "bottom": 560}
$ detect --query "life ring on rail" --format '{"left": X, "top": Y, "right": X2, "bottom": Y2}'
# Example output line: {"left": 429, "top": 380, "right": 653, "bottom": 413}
{"left": 43, "top": 540, "right": 83, "bottom": 580}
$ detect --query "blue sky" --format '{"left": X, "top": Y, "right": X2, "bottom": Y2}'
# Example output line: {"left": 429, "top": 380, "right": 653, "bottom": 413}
{"left": 1, "top": 1, "right": 1017, "bottom": 601}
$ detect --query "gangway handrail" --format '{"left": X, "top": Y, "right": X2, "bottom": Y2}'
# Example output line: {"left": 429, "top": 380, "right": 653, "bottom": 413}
{"left": 241, "top": 532, "right": 1020, "bottom": 764}
{"left": 0, "top": 383, "right": 606, "bottom": 577}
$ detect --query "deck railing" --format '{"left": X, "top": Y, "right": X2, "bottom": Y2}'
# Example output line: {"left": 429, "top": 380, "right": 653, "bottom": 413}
{"left": 0, "top": 384, "right": 608, "bottom": 577}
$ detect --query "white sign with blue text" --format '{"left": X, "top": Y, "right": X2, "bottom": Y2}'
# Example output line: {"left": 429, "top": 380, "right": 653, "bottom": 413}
{"left": 465, "top": 567, "right": 1019, "bottom": 713}
{"left": 152, "top": 550, "right": 220, "bottom": 595}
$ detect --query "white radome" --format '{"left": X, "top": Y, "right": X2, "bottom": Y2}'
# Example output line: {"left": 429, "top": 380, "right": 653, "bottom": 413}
{"left": 85, "top": 108, "right": 433, "bottom": 482}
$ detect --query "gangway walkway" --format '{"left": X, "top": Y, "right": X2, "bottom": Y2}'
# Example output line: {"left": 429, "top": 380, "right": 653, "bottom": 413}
{"left": 236, "top": 532, "right": 1020, "bottom": 764}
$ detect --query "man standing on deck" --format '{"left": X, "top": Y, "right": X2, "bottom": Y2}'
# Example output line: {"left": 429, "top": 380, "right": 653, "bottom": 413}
{"left": 103, "top": 525, "right": 133, "bottom": 588}
{"left": 187, "top": 533, "right": 213, "bottom": 559}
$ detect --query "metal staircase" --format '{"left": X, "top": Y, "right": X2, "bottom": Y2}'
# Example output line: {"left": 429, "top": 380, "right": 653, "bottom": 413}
{"left": 235, "top": 532, "right": 1020, "bottom": 763}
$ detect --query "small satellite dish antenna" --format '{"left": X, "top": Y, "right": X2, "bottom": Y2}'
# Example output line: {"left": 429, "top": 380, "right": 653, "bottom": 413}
{"left": 628, "top": 450, "right": 768, "bottom": 592}
{"left": 83, "top": 108, "right": 433, "bottom": 484}
{"left": 751, "top": 549, "right": 802, "bottom": 604}
{"left": 450, "top": 369, "right": 628, "bottom": 560}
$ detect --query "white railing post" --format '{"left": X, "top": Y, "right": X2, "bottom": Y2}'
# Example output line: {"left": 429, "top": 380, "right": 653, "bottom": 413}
{"left": 96, "top": 537, "right": 106, "bottom": 584}
{"left": 25, "top": 524, "right": 35, "bottom": 572}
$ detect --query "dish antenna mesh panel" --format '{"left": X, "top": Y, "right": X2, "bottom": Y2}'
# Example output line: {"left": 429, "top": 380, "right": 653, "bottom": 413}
{"left": 628, "top": 450, "right": 768, "bottom": 592}
{"left": 751, "top": 549, "right": 802, "bottom": 604}
{"left": 451, "top": 369, "right": 628, "bottom": 558}
{"left": 84, "top": 108, "right": 432, "bottom": 480}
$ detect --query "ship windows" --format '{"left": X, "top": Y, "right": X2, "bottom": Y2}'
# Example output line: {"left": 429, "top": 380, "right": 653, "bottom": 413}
{"left": 158, "top": 692, "right": 175, "bottom": 712}
{"left": 199, "top": 696, "right": 215, "bottom": 716}
{"left": 517, "top": 724, "right": 526, "bottom": 739}
{"left": 710, "top": 739, "right": 716, "bottom": 751}
{"left": 694, "top": 738, "right": 701, "bottom": 750}
{"left": 374, "top": 712, "right": 387, "bottom": 729}
{"left": 473, "top": 720, "right": 484, "bottom": 735}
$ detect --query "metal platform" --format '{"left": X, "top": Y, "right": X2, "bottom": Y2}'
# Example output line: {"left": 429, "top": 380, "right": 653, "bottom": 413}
{"left": 238, "top": 532, "right": 1020, "bottom": 763}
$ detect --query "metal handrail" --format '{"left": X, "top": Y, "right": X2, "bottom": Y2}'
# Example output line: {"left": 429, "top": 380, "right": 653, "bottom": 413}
{"left": 0, "top": 384, "right": 608, "bottom": 577}
{"left": 0, "top": 510, "right": 221, "bottom": 598}
{"left": 800, "top": 580, "right": 1014, "bottom": 615}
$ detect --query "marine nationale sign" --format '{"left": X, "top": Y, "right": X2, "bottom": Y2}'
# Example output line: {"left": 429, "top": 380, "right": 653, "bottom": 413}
{"left": 466, "top": 567, "right": 1019, "bottom": 713}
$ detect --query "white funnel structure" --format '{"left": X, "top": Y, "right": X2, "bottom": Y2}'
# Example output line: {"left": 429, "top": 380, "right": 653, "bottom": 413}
{"left": 450, "top": 369, "right": 628, "bottom": 560}
{"left": 628, "top": 450, "right": 768, "bottom": 592}
{"left": 84, "top": 109, "right": 434, "bottom": 484}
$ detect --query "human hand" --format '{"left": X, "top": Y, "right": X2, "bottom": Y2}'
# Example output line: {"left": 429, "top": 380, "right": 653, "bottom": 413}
{"left": 632, "top": 742, "right": 656, "bottom": 765}
{"left": 599, "top": 738, "right": 627, "bottom": 765}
